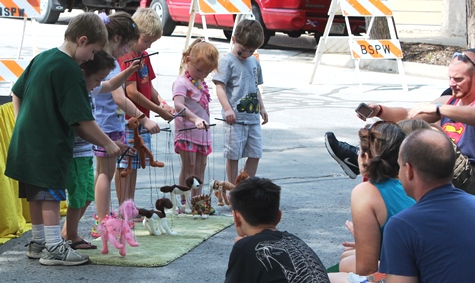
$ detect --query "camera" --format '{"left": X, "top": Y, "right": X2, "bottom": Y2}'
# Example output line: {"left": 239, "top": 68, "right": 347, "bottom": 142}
{"left": 355, "top": 102, "right": 373, "bottom": 118}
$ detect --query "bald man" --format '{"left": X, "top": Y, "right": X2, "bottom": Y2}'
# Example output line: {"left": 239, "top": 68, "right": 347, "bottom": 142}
{"left": 379, "top": 129, "right": 475, "bottom": 282}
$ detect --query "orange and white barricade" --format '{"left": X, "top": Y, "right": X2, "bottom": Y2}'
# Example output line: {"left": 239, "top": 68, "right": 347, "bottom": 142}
{"left": 182, "top": 0, "right": 252, "bottom": 73}
{"left": 0, "top": 0, "right": 40, "bottom": 85}
{"left": 310, "top": 0, "right": 407, "bottom": 91}
{"left": 0, "top": 59, "right": 28, "bottom": 82}
{"left": 350, "top": 39, "right": 403, "bottom": 59}
{"left": 0, "top": 0, "right": 40, "bottom": 18}
{"left": 340, "top": 0, "right": 392, "bottom": 17}
{"left": 197, "top": 0, "right": 251, "bottom": 14}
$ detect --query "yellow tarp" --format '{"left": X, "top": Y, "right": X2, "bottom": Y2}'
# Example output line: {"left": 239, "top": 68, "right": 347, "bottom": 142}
{"left": 0, "top": 102, "right": 67, "bottom": 244}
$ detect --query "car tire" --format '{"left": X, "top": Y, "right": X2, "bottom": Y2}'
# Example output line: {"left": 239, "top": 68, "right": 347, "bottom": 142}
{"left": 151, "top": 0, "right": 176, "bottom": 36}
{"left": 314, "top": 32, "right": 322, "bottom": 45}
{"left": 223, "top": 30, "right": 233, "bottom": 41}
{"left": 36, "top": 0, "right": 60, "bottom": 24}
{"left": 251, "top": 2, "right": 271, "bottom": 47}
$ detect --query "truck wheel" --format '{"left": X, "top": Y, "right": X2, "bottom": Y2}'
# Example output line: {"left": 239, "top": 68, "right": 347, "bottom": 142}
{"left": 151, "top": 0, "right": 176, "bottom": 36}
{"left": 251, "top": 2, "right": 271, "bottom": 47}
{"left": 223, "top": 30, "right": 232, "bottom": 40}
{"left": 36, "top": 0, "right": 60, "bottom": 24}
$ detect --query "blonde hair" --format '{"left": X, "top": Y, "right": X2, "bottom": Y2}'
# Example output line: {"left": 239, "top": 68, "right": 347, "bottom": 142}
{"left": 179, "top": 38, "right": 219, "bottom": 75}
{"left": 64, "top": 12, "right": 108, "bottom": 48}
{"left": 132, "top": 8, "right": 163, "bottom": 38}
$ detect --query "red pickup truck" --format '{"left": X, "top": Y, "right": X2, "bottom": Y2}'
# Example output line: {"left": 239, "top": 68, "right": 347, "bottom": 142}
{"left": 149, "top": 0, "right": 366, "bottom": 46}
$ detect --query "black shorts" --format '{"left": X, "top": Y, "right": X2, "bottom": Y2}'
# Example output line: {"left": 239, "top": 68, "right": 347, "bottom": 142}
{"left": 19, "top": 182, "right": 66, "bottom": 202}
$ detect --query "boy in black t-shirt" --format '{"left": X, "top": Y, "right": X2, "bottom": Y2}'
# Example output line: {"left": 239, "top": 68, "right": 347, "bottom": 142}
{"left": 225, "top": 177, "right": 330, "bottom": 283}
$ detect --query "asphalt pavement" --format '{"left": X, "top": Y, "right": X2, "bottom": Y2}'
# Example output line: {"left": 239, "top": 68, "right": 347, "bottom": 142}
{"left": 0, "top": 13, "right": 452, "bottom": 282}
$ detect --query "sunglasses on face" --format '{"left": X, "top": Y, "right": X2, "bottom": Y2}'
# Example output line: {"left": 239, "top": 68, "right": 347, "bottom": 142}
{"left": 452, "top": 52, "right": 475, "bottom": 67}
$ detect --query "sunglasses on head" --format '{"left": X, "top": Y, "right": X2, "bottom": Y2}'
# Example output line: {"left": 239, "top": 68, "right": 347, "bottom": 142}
{"left": 452, "top": 52, "right": 475, "bottom": 67}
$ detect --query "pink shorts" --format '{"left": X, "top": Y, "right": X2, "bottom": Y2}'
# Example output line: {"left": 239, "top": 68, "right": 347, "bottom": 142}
{"left": 93, "top": 131, "right": 126, "bottom": 157}
{"left": 174, "top": 140, "right": 212, "bottom": 156}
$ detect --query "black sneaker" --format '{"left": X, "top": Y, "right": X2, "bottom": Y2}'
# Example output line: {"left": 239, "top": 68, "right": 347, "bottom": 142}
{"left": 324, "top": 132, "right": 360, "bottom": 179}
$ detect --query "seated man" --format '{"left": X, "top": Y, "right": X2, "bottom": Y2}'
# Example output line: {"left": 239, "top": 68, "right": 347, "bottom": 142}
{"left": 224, "top": 177, "right": 330, "bottom": 283}
{"left": 325, "top": 49, "right": 475, "bottom": 193}
{"left": 379, "top": 129, "right": 475, "bottom": 282}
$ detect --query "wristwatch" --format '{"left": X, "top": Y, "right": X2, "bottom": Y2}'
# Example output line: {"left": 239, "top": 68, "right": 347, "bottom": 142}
{"left": 435, "top": 102, "right": 442, "bottom": 116}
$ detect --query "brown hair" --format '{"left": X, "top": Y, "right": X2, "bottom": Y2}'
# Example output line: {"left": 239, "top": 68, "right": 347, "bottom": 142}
{"left": 358, "top": 121, "right": 405, "bottom": 183}
{"left": 64, "top": 12, "right": 108, "bottom": 48}
{"left": 80, "top": 50, "right": 115, "bottom": 77}
{"left": 104, "top": 12, "right": 140, "bottom": 46}
{"left": 234, "top": 19, "right": 264, "bottom": 49}
{"left": 179, "top": 38, "right": 219, "bottom": 75}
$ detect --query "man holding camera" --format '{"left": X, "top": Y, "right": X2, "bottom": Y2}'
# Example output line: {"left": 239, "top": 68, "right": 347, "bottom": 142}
{"left": 325, "top": 49, "right": 475, "bottom": 194}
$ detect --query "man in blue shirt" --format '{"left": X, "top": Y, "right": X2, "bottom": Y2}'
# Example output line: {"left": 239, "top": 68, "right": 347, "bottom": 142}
{"left": 379, "top": 129, "right": 475, "bottom": 282}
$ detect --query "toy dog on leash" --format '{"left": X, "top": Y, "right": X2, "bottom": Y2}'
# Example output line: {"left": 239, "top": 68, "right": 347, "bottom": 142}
{"left": 210, "top": 179, "right": 235, "bottom": 206}
{"left": 210, "top": 171, "right": 250, "bottom": 207}
{"left": 99, "top": 199, "right": 139, "bottom": 256}
{"left": 138, "top": 198, "right": 176, "bottom": 235}
{"left": 121, "top": 116, "right": 165, "bottom": 178}
{"left": 160, "top": 176, "right": 202, "bottom": 214}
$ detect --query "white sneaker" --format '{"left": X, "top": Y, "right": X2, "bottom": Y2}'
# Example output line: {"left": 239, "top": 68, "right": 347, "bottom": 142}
{"left": 26, "top": 241, "right": 45, "bottom": 259}
{"left": 39, "top": 240, "right": 89, "bottom": 266}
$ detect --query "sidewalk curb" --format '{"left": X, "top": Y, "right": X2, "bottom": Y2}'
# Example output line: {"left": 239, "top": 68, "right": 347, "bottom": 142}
{"left": 319, "top": 54, "right": 448, "bottom": 80}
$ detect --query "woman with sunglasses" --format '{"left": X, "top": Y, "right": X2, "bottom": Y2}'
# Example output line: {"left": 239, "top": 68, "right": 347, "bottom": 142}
{"left": 329, "top": 121, "right": 416, "bottom": 282}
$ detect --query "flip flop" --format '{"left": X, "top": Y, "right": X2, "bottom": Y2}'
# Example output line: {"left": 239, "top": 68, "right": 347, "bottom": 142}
{"left": 70, "top": 239, "right": 97, "bottom": 250}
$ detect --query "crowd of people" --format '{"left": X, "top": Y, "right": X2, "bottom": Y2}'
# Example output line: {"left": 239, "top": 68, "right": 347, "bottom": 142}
{"left": 4, "top": 9, "right": 270, "bottom": 268}
{"left": 4, "top": 7, "right": 475, "bottom": 283}
{"left": 324, "top": 49, "right": 475, "bottom": 282}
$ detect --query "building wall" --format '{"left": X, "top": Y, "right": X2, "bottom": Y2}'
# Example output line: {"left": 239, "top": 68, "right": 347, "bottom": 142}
{"left": 390, "top": 0, "right": 466, "bottom": 37}
{"left": 391, "top": 0, "right": 442, "bottom": 26}
{"left": 441, "top": 0, "right": 466, "bottom": 36}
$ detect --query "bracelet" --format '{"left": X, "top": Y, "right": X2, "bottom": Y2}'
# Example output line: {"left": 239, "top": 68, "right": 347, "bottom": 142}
{"left": 161, "top": 101, "right": 167, "bottom": 105}
{"left": 376, "top": 105, "right": 384, "bottom": 117}
{"left": 138, "top": 113, "right": 146, "bottom": 120}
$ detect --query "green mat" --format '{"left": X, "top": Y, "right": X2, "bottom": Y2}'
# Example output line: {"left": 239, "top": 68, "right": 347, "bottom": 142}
{"left": 81, "top": 214, "right": 234, "bottom": 267}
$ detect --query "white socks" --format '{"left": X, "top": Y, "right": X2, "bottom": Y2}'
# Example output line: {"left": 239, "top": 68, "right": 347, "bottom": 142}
{"left": 31, "top": 224, "right": 45, "bottom": 243}
{"left": 44, "top": 225, "right": 62, "bottom": 248}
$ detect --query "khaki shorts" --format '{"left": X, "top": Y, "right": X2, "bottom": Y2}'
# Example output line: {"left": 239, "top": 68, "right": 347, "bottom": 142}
{"left": 223, "top": 123, "right": 262, "bottom": 160}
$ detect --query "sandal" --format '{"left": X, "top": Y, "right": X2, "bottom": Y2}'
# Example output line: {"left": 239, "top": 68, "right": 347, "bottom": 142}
{"left": 70, "top": 239, "right": 97, "bottom": 250}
